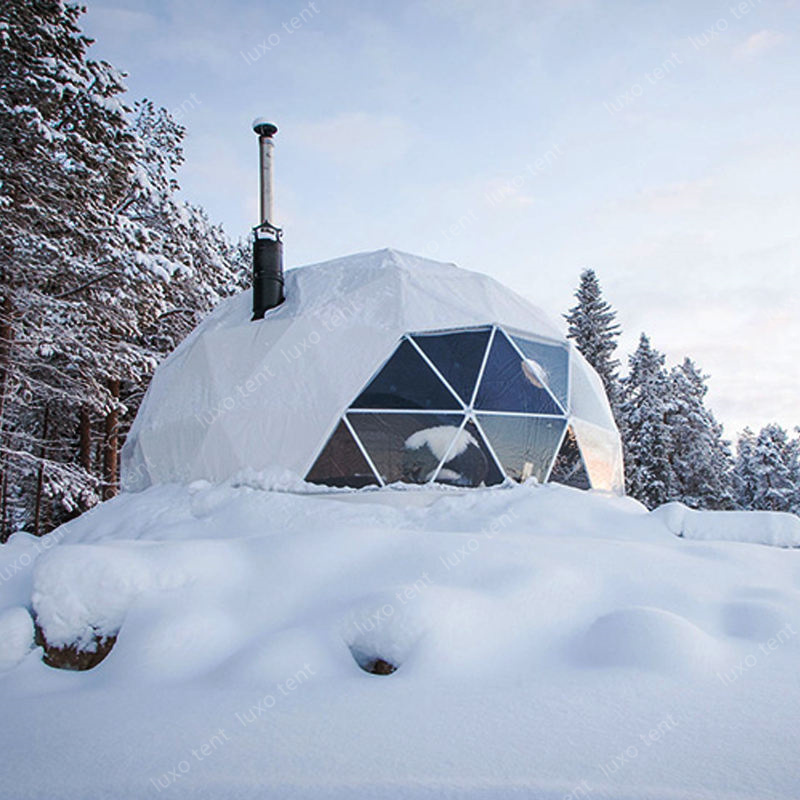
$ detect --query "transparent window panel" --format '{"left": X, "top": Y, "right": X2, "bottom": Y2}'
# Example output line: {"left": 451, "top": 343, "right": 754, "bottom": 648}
{"left": 411, "top": 329, "right": 491, "bottom": 404}
{"left": 548, "top": 426, "right": 591, "bottom": 490}
{"left": 306, "top": 420, "right": 379, "bottom": 488}
{"left": 510, "top": 335, "right": 569, "bottom": 412}
{"left": 475, "top": 330, "right": 562, "bottom": 414}
{"left": 348, "top": 413, "right": 465, "bottom": 485}
{"left": 569, "top": 353, "right": 616, "bottom": 430}
{"left": 351, "top": 339, "right": 461, "bottom": 411}
{"left": 571, "top": 417, "right": 625, "bottom": 493}
{"left": 436, "top": 419, "right": 505, "bottom": 487}
{"left": 477, "top": 414, "right": 566, "bottom": 483}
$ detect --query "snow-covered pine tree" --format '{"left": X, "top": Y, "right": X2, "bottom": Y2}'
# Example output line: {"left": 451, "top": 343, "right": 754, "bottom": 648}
{"left": 0, "top": 5, "right": 247, "bottom": 536}
{"left": 734, "top": 424, "right": 800, "bottom": 513}
{"left": 564, "top": 269, "right": 622, "bottom": 416}
{"left": 666, "top": 358, "right": 735, "bottom": 509}
{"left": 618, "top": 333, "right": 675, "bottom": 509}
{"left": 0, "top": 0, "right": 141, "bottom": 534}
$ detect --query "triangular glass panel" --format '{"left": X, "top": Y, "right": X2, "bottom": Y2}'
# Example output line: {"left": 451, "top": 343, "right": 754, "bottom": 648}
{"left": 351, "top": 340, "right": 461, "bottom": 410}
{"left": 477, "top": 414, "right": 567, "bottom": 483}
{"left": 548, "top": 426, "right": 591, "bottom": 490}
{"left": 411, "top": 328, "right": 491, "bottom": 404}
{"left": 436, "top": 419, "right": 505, "bottom": 487}
{"left": 348, "top": 412, "right": 465, "bottom": 484}
{"left": 510, "top": 335, "right": 569, "bottom": 412}
{"left": 306, "top": 420, "right": 379, "bottom": 488}
{"left": 475, "top": 330, "right": 562, "bottom": 414}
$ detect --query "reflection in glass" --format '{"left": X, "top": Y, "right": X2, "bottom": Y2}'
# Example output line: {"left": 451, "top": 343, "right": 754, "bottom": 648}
{"left": 306, "top": 421, "right": 379, "bottom": 488}
{"left": 412, "top": 329, "right": 491, "bottom": 404}
{"left": 348, "top": 413, "right": 464, "bottom": 484}
{"left": 435, "top": 420, "right": 505, "bottom": 487}
{"left": 511, "top": 335, "right": 569, "bottom": 412}
{"left": 571, "top": 418, "right": 625, "bottom": 493}
{"left": 351, "top": 340, "right": 460, "bottom": 410}
{"left": 548, "top": 426, "right": 591, "bottom": 490}
{"left": 478, "top": 414, "right": 566, "bottom": 483}
{"left": 475, "top": 330, "right": 561, "bottom": 414}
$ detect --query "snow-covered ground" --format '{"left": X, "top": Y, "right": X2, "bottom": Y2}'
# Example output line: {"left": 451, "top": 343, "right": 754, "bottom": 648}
{"left": 1, "top": 481, "right": 799, "bottom": 799}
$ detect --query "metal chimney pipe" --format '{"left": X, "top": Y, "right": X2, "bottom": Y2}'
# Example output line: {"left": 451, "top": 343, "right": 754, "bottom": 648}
{"left": 255, "top": 119, "right": 277, "bottom": 226}
{"left": 251, "top": 119, "right": 284, "bottom": 321}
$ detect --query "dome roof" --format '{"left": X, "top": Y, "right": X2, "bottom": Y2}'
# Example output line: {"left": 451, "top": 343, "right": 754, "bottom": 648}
{"left": 122, "top": 248, "right": 623, "bottom": 492}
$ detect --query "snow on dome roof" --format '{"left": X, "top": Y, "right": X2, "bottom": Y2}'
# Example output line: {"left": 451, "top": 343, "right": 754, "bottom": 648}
{"left": 122, "top": 248, "right": 621, "bottom": 491}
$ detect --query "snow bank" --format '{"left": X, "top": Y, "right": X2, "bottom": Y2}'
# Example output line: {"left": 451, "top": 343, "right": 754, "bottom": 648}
{"left": 653, "top": 501, "right": 800, "bottom": 547}
{"left": 1, "top": 483, "right": 799, "bottom": 799}
{"left": 0, "top": 607, "right": 34, "bottom": 670}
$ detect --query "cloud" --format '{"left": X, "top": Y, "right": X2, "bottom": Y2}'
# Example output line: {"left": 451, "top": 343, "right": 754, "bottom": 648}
{"left": 734, "top": 29, "right": 786, "bottom": 59}
{"left": 294, "top": 112, "right": 418, "bottom": 170}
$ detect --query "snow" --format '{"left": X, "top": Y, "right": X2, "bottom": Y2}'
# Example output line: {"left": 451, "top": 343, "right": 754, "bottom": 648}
{"left": 122, "top": 248, "right": 621, "bottom": 491}
{"left": 405, "top": 424, "right": 475, "bottom": 460}
{"left": 0, "top": 607, "right": 34, "bottom": 670}
{"left": 653, "top": 501, "right": 800, "bottom": 547}
{"left": 1, "top": 481, "right": 800, "bottom": 798}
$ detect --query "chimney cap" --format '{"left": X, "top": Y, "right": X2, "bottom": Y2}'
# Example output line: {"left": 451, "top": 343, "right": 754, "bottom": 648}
{"left": 252, "top": 118, "right": 278, "bottom": 138}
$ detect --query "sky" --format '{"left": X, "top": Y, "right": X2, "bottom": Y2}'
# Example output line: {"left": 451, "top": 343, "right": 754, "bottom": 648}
{"left": 81, "top": 0, "right": 800, "bottom": 437}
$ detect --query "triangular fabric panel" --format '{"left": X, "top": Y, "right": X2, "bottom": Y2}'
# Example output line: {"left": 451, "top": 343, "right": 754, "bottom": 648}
{"left": 477, "top": 414, "right": 566, "bottom": 483}
{"left": 475, "top": 330, "right": 562, "bottom": 415}
{"left": 510, "top": 335, "right": 569, "bottom": 412}
{"left": 348, "top": 412, "right": 465, "bottom": 485}
{"left": 351, "top": 339, "right": 461, "bottom": 410}
{"left": 411, "top": 328, "right": 491, "bottom": 404}
{"left": 435, "top": 419, "right": 505, "bottom": 487}
{"left": 571, "top": 417, "right": 625, "bottom": 493}
{"left": 306, "top": 420, "right": 379, "bottom": 488}
{"left": 548, "top": 426, "right": 591, "bottom": 490}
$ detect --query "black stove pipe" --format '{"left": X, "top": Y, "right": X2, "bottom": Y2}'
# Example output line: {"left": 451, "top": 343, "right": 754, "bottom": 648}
{"left": 252, "top": 120, "right": 284, "bottom": 321}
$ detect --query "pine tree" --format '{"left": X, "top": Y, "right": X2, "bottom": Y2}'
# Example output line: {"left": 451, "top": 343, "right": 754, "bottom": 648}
{"left": 0, "top": 0, "right": 139, "bottom": 534}
{"left": 0, "top": 5, "right": 248, "bottom": 536}
{"left": 734, "top": 424, "right": 800, "bottom": 513}
{"left": 564, "top": 269, "right": 622, "bottom": 415}
{"left": 618, "top": 334, "right": 675, "bottom": 509}
{"left": 666, "top": 358, "right": 735, "bottom": 509}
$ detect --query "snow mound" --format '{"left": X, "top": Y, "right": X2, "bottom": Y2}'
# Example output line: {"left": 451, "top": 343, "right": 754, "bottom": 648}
{"left": 653, "top": 502, "right": 800, "bottom": 547}
{"left": 572, "top": 606, "right": 721, "bottom": 674}
{"left": 32, "top": 544, "right": 190, "bottom": 649}
{"left": 0, "top": 607, "right": 34, "bottom": 671}
{"left": 1, "top": 483, "right": 800, "bottom": 798}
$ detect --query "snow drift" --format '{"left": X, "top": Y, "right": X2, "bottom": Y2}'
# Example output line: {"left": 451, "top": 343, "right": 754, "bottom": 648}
{"left": 1, "top": 481, "right": 799, "bottom": 798}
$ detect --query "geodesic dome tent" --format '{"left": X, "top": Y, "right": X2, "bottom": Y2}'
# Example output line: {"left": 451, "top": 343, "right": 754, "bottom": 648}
{"left": 122, "top": 249, "right": 624, "bottom": 494}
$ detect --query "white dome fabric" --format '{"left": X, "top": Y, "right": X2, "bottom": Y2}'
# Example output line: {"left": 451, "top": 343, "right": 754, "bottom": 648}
{"left": 122, "top": 248, "right": 623, "bottom": 492}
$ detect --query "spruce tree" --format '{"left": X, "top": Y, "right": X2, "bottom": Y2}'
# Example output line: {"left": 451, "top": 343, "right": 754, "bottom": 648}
{"left": 666, "top": 358, "right": 735, "bottom": 509}
{"left": 618, "top": 334, "right": 675, "bottom": 509}
{"left": 564, "top": 269, "right": 622, "bottom": 415}
{"left": 734, "top": 424, "right": 800, "bottom": 513}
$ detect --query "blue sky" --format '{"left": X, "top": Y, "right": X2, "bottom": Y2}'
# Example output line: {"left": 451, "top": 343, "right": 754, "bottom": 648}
{"left": 82, "top": 0, "right": 800, "bottom": 436}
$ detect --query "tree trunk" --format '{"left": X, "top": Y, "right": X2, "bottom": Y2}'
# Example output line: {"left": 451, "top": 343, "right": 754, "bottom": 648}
{"left": 79, "top": 405, "right": 92, "bottom": 472}
{"left": 0, "top": 470, "right": 8, "bottom": 543}
{"left": 0, "top": 294, "right": 13, "bottom": 426}
{"left": 0, "top": 294, "right": 14, "bottom": 541}
{"left": 103, "top": 379, "right": 120, "bottom": 500}
{"left": 33, "top": 404, "right": 49, "bottom": 536}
